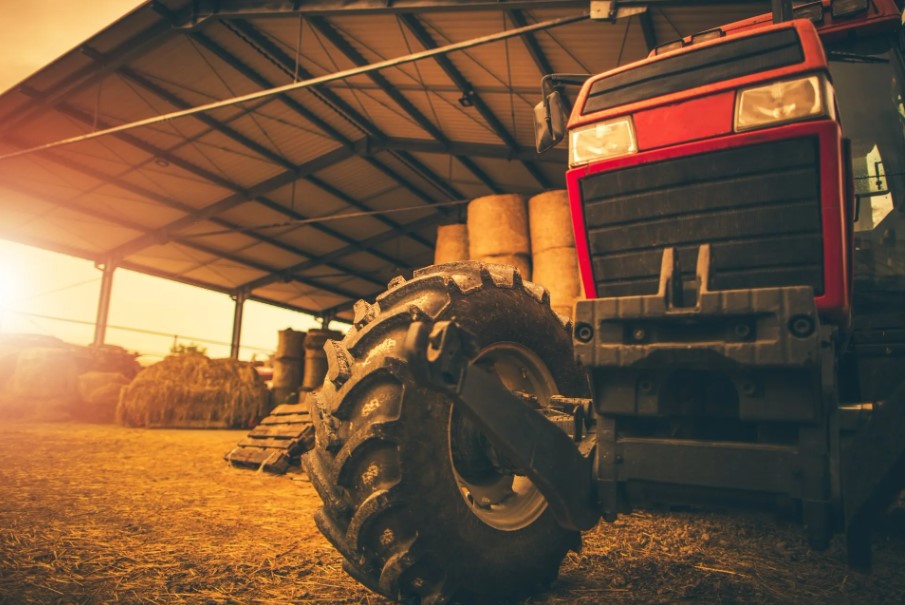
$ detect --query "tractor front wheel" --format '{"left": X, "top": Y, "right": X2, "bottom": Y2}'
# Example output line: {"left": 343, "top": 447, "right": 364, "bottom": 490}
{"left": 303, "top": 262, "right": 586, "bottom": 604}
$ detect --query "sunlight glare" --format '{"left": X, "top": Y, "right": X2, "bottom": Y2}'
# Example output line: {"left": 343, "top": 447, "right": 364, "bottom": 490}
{"left": 0, "top": 264, "right": 22, "bottom": 311}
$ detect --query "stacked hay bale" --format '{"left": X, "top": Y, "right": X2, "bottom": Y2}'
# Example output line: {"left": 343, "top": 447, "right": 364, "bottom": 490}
{"left": 77, "top": 371, "right": 131, "bottom": 423}
{"left": 467, "top": 194, "right": 532, "bottom": 279}
{"left": 302, "top": 329, "right": 343, "bottom": 392}
{"left": 116, "top": 353, "right": 269, "bottom": 429}
{"left": 434, "top": 223, "right": 469, "bottom": 265}
{"left": 529, "top": 190, "right": 582, "bottom": 318}
{"left": 272, "top": 328, "right": 306, "bottom": 404}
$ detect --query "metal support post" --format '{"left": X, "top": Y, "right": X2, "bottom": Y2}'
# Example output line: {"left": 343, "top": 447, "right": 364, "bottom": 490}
{"left": 230, "top": 289, "right": 247, "bottom": 360}
{"left": 93, "top": 258, "right": 116, "bottom": 347}
{"left": 772, "top": 0, "right": 793, "bottom": 22}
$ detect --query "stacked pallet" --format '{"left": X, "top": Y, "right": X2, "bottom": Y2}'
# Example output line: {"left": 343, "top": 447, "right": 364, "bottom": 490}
{"left": 225, "top": 398, "right": 315, "bottom": 473}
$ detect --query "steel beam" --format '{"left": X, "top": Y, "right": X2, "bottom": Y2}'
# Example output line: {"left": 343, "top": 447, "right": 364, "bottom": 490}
{"left": 639, "top": 8, "right": 658, "bottom": 52}
{"left": 0, "top": 228, "right": 332, "bottom": 318}
{"left": 377, "top": 137, "right": 567, "bottom": 164}
{"left": 13, "top": 126, "right": 414, "bottom": 293}
{"left": 0, "top": 174, "right": 368, "bottom": 303}
{"left": 93, "top": 67, "right": 434, "bottom": 256}
{"left": 93, "top": 258, "right": 116, "bottom": 347}
{"left": 509, "top": 10, "right": 555, "bottom": 75}
{"left": 242, "top": 212, "right": 443, "bottom": 291}
{"left": 194, "top": 25, "right": 449, "bottom": 224}
{"left": 37, "top": 98, "right": 423, "bottom": 275}
{"left": 0, "top": 13, "right": 174, "bottom": 138}
{"left": 398, "top": 13, "right": 551, "bottom": 188}
{"left": 296, "top": 16, "right": 495, "bottom": 196}
{"left": 230, "top": 290, "right": 247, "bottom": 359}
{"left": 175, "top": 0, "right": 768, "bottom": 22}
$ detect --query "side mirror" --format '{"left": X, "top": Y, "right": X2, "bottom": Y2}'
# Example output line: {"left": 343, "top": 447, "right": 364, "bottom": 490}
{"left": 534, "top": 90, "right": 567, "bottom": 154}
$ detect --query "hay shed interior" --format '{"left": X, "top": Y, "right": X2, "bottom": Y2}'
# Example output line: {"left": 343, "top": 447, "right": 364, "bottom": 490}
{"left": 0, "top": 0, "right": 772, "bottom": 355}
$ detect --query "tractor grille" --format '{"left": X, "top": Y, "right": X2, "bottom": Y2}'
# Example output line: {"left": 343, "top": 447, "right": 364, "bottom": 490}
{"left": 580, "top": 137, "right": 824, "bottom": 298}
{"left": 583, "top": 28, "right": 803, "bottom": 114}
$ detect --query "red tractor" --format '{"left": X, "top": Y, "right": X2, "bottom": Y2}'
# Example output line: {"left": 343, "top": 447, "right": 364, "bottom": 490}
{"left": 304, "top": 1, "right": 905, "bottom": 602}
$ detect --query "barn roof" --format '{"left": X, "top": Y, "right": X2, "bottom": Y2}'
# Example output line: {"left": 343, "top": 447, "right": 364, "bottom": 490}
{"left": 0, "top": 0, "right": 768, "bottom": 321}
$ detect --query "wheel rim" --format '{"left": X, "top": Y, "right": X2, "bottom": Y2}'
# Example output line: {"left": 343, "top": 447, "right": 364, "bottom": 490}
{"left": 448, "top": 342, "right": 557, "bottom": 531}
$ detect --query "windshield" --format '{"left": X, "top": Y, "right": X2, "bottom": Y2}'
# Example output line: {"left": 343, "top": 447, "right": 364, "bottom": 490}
{"left": 827, "top": 34, "right": 905, "bottom": 311}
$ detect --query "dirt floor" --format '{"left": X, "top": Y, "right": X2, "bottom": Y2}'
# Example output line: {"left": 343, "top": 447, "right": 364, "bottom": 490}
{"left": 0, "top": 422, "right": 903, "bottom": 605}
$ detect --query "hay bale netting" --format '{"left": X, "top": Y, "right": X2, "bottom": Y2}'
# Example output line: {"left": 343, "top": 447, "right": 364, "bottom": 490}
{"left": 434, "top": 223, "right": 469, "bottom": 265}
{"left": 75, "top": 371, "right": 130, "bottom": 423}
{"left": 302, "top": 329, "right": 343, "bottom": 392}
{"left": 116, "top": 353, "right": 269, "bottom": 429}
{"left": 467, "top": 194, "right": 530, "bottom": 259}
{"left": 533, "top": 247, "right": 582, "bottom": 318}
{"left": 529, "top": 190, "right": 575, "bottom": 253}
{"left": 273, "top": 328, "right": 306, "bottom": 404}
{"left": 0, "top": 347, "right": 80, "bottom": 420}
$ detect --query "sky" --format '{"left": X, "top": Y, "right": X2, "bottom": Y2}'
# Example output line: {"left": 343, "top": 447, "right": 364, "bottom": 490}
{"left": 0, "top": 1, "right": 328, "bottom": 363}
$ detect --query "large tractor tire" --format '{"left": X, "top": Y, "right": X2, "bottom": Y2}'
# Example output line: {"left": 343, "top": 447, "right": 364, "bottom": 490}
{"left": 303, "top": 262, "right": 587, "bottom": 604}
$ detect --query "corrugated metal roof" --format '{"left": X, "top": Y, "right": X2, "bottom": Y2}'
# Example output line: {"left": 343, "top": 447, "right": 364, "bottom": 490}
{"left": 0, "top": 0, "right": 772, "bottom": 320}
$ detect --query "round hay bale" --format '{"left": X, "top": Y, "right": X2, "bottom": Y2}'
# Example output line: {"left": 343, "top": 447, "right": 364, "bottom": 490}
{"left": 85, "top": 344, "right": 141, "bottom": 378}
{"left": 467, "top": 194, "right": 530, "bottom": 259}
{"left": 529, "top": 190, "right": 574, "bottom": 253}
{"left": 76, "top": 371, "right": 130, "bottom": 423}
{"left": 532, "top": 246, "right": 581, "bottom": 314}
{"left": 302, "top": 329, "right": 343, "bottom": 392}
{"left": 434, "top": 223, "right": 469, "bottom": 265}
{"left": 116, "top": 354, "right": 268, "bottom": 429}
{"left": 273, "top": 328, "right": 306, "bottom": 403}
{"left": 481, "top": 254, "right": 532, "bottom": 281}
{"left": 0, "top": 347, "right": 80, "bottom": 420}
{"left": 275, "top": 328, "right": 306, "bottom": 360}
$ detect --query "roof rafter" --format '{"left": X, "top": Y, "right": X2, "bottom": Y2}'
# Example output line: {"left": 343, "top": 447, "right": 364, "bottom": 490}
{"left": 190, "top": 25, "right": 449, "bottom": 244}
{"left": 0, "top": 15, "right": 174, "bottom": 138}
{"left": 639, "top": 8, "right": 658, "bottom": 51}
{"left": 104, "top": 64, "right": 427, "bottom": 268}
{"left": 242, "top": 211, "right": 444, "bottom": 291}
{"left": 1, "top": 167, "right": 370, "bottom": 303}
{"left": 30, "top": 93, "right": 429, "bottom": 269}
{"left": 305, "top": 15, "right": 503, "bottom": 194}
{"left": 20, "top": 142, "right": 398, "bottom": 291}
{"left": 397, "top": 13, "right": 551, "bottom": 189}
{"left": 209, "top": 21, "right": 456, "bottom": 204}
{"left": 508, "top": 10, "right": 555, "bottom": 76}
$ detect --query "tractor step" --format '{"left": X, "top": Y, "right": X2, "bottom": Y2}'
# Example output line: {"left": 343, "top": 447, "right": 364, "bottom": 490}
{"left": 225, "top": 400, "right": 315, "bottom": 474}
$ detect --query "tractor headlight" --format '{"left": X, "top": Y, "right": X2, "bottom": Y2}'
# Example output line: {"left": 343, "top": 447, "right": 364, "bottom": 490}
{"left": 569, "top": 116, "right": 637, "bottom": 168}
{"left": 735, "top": 74, "right": 833, "bottom": 132}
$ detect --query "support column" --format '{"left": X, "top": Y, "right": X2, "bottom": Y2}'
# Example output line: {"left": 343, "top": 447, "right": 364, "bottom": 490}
{"left": 93, "top": 258, "right": 116, "bottom": 347}
{"left": 230, "top": 290, "right": 248, "bottom": 360}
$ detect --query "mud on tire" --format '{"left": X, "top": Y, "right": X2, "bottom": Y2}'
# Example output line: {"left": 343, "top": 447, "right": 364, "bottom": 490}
{"left": 302, "top": 262, "right": 586, "bottom": 604}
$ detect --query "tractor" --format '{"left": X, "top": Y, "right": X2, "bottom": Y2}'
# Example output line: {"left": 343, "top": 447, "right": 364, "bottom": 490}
{"left": 303, "top": 0, "right": 905, "bottom": 602}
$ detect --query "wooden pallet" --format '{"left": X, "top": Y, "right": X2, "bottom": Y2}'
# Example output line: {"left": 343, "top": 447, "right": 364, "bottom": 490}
{"left": 225, "top": 401, "right": 315, "bottom": 474}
